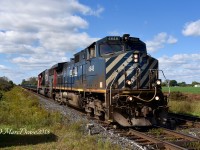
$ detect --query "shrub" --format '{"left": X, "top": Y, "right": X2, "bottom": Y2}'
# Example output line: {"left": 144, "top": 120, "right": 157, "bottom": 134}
{"left": 0, "top": 87, "right": 65, "bottom": 129}
{"left": 0, "top": 77, "right": 14, "bottom": 91}
{"left": 169, "top": 91, "right": 188, "bottom": 101}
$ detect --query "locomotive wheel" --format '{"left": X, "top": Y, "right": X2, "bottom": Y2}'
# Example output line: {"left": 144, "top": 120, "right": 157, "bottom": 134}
{"left": 98, "top": 112, "right": 105, "bottom": 121}
{"left": 86, "top": 108, "right": 94, "bottom": 117}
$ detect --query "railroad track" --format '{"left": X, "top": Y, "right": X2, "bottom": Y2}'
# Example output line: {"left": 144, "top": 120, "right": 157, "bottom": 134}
{"left": 95, "top": 113, "right": 200, "bottom": 149}
{"left": 25, "top": 88, "right": 200, "bottom": 149}
{"left": 109, "top": 127, "right": 200, "bottom": 150}
{"left": 91, "top": 115, "right": 200, "bottom": 149}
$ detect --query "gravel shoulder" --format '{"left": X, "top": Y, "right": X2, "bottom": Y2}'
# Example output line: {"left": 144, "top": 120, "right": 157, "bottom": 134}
{"left": 37, "top": 94, "right": 200, "bottom": 150}
{"left": 37, "top": 96, "right": 144, "bottom": 150}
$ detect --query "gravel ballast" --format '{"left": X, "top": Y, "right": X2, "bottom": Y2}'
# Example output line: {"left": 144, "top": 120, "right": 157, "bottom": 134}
{"left": 38, "top": 96, "right": 145, "bottom": 150}
{"left": 37, "top": 94, "right": 200, "bottom": 150}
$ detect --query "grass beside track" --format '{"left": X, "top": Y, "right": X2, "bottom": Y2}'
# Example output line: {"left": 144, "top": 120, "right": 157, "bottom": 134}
{"left": 0, "top": 87, "right": 119, "bottom": 150}
{"left": 162, "top": 86, "right": 200, "bottom": 117}
{"left": 168, "top": 100, "right": 200, "bottom": 117}
{"left": 162, "top": 86, "right": 200, "bottom": 94}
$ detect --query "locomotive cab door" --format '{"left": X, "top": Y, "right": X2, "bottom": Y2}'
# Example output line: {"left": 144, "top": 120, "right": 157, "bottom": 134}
{"left": 87, "top": 44, "right": 96, "bottom": 60}
{"left": 86, "top": 43, "right": 97, "bottom": 89}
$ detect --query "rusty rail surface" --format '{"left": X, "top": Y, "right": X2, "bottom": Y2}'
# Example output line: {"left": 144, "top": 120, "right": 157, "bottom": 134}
{"left": 115, "top": 127, "right": 200, "bottom": 150}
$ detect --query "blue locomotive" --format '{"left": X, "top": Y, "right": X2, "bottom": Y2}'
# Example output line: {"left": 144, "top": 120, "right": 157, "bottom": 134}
{"left": 37, "top": 34, "right": 168, "bottom": 127}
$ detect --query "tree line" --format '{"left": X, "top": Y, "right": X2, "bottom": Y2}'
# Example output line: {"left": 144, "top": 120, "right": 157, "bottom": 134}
{"left": 0, "top": 76, "right": 15, "bottom": 100}
{"left": 0, "top": 76, "right": 15, "bottom": 91}
{"left": 162, "top": 80, "right": 200, "bottom": 87}
{"left": 21, "top": 77, "right": 37, "bottom": 85}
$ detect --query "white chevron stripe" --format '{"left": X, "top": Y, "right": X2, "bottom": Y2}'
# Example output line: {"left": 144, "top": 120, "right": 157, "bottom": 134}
{"left": 140, "top": 59, "right": 157, "bottom": 87}
{"left": 105, "top": 57, "right": 111, "bottom": 62}
{"left": 126, "top": 54, "right": 146, "bottom": 88}
{"left": 106, "top": 54, "right": 132, "bottom": 86}
{"left": 117, "top": 63, "right": 138, "bottom": 87}
{"left": 106, "top": 53, "right": 126, "bottom": 73}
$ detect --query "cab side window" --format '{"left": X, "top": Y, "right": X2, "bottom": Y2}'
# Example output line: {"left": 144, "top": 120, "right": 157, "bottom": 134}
{"left": 87, "top": 44, "right": 96, "bottom": 59}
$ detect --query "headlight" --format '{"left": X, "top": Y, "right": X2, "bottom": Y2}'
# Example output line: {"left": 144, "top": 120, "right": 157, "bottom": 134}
{"left": 133, "top": 53, "right": 139, "bottom": 63}
{"left": 155, "top": 96, "right": 159, "bottom": 100}
{"left": 126, "top": 80, "right": 131, "bottom": 85}
{"left": 156, "top": 79, "right": 161, "bottom": 85}
{"left": 134, "top": 58, "right": 138, "bottom": 63}
{"left": 133, "top": 54, "right": 138, "bottom": 58}
{"left": 127, "top": 96, "right": 133, "bottom": 101}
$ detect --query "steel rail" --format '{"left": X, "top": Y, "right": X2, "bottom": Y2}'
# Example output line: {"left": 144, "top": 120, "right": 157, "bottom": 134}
{"left": 128, "top": 129, "right": 189, "bottom": 150}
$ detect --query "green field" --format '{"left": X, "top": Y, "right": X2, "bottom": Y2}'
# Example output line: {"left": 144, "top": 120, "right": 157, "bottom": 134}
{"left": 168, "top": 100, "right": 200, "bottom": 116}
{"left": 162, "top": 86, "right": 200, "bottom": 116}
{"left": 162, "top": 86, "right": 200, "bottom": 94}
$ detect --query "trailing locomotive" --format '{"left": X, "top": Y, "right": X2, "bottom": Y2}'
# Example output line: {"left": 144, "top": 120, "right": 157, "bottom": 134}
{"left": 37, "top": 34, "right": 168, "bottom": 127}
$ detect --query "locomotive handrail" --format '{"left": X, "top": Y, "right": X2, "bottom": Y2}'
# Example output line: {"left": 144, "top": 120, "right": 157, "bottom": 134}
{"left": 150, "top": 69, "right": 170, "bottom": 98}
{"left": 108, "top": 67, "right": 141, "bottom": 104}
{"left": 109, "top": 68, "right": 163, "bottom": 103}
{"left": 109, "top": 70, "right": 120, "bottom": 105}
{"left": 131, "top": 86, "right": 157, "bottom": 102}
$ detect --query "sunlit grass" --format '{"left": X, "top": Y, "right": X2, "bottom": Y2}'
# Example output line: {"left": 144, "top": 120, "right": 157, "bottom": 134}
{"left": 0, "top": 87, "right": 120, "bottom": 150}
{"left": 169, "top": 100, "right": 200, "bottom": 117}
{"left": 162, "top": 86, "right": 200, "bottom": 94}
{"left": 0, "top": 87, "right": 63, "bottom": 129}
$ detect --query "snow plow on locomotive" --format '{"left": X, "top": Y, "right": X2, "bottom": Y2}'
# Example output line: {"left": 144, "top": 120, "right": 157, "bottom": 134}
{"left": 37, "top": 34, "right": 168, "bottom": 127}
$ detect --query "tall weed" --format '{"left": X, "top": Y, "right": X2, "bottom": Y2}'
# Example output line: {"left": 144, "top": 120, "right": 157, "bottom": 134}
{"left": 0, "top": 87, "right": 119, "bottom": 149}
{"left": 0, "top": 87, "right": 63, "bottom": 129}
{"left": 169, "top": 91, "right": 188, "bottom": 101}
{"left": 169, "top": 100, "right": 200, "bottom": 116}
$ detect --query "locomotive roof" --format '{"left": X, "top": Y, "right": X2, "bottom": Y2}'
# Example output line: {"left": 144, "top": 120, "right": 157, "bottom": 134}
{"left": 96, "top": 34, "right": 144, "bottom": 44}
{"left": 51, "top": 62, "right": 67, "bottom": 69}
{"left": 73, "top": 34, "right": 146, "bottom": 57}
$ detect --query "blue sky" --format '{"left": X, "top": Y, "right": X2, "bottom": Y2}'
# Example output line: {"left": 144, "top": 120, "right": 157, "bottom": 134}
{"left": 0, "top": 0, "right": 200, "bottom": 84}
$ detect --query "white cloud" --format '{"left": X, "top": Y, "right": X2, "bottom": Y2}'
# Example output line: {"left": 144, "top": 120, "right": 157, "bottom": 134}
{"left": 12, "top": 51, "right": 68, "bottom": 69}
{"left": 167, "top": 35, "right": 178, "bottom": 44}
{"left": 182, "top": 19, "right": 200, "bottom": 36}
{"left": 0, "top": 0, "right": 103, "bottom": 54}
{"left": 158, "top": 53, "right": 200, "bottom": 83}
{"left": 0, "top": 65, "right": 9, "bottom": 71}
{"left": 146, "top": 32, "right": 178, "bottom": 52}
{"left": 87, "top": 5, "right": 104, "bottom": 17}
{"left": 0, "top": 0, "right": 104, "bottom": 83}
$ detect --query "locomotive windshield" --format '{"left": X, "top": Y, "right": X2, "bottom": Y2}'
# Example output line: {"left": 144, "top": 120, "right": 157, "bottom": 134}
{"left": 127, "top": 42, "right": 146, "bottom": 52}
{"left": 100, "top": 43, "right": 123, "bottom": 55}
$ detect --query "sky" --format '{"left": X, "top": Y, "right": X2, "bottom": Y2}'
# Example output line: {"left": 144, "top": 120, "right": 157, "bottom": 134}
{"left": 0, "top": 0, "right": 200, "bottom": 84}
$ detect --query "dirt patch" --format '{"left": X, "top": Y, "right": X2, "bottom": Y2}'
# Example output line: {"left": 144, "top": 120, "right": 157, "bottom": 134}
{"left": 164, "top": 92, "right": 200, "bottom": 101}
{"left": 185, "top": 93, "right": 200, "bottom": 101}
